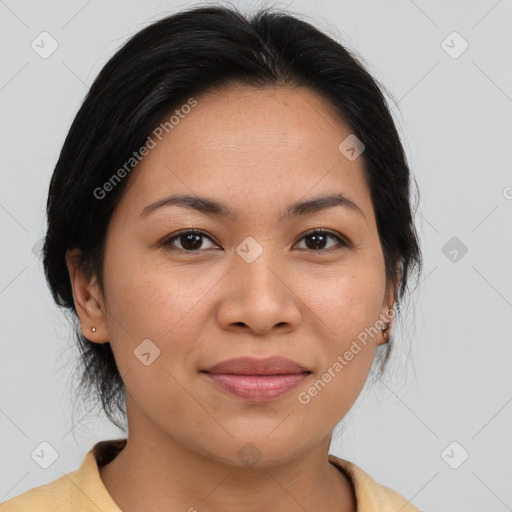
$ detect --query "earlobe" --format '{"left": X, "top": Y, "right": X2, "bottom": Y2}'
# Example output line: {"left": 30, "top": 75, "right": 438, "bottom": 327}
{"left": 65, "top": 248, "right": 108, "bottom": 343}
{"left": 376, "top": 307, "right": 393, "bottom": 346}
{"left": 377, "top": 266, "right": 400, "bottom": 346}
{"left": 382, "top": 313, "right": 392, "bottom": 344}
{"left": 377, "top": 290, "right": 398, "bottom": 347}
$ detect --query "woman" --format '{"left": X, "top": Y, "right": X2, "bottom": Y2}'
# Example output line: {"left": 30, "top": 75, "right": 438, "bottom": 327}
{"left": 2, "top": 4, "right": 423, "bottom": 511}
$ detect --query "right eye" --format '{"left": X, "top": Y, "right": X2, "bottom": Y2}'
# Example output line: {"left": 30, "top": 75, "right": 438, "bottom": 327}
{"left": 162, "top": 229, "right": 220, "bottom": 252}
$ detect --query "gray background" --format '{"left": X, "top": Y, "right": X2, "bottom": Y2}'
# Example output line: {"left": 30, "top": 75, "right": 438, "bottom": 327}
{"left": 1, "top": 1, "right": 511, "bottom": 511}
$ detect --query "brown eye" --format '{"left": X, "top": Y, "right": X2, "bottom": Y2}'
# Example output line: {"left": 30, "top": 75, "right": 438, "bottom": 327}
{"left": 162, "top": 228, "right": 349, "bottom": 254}
{"left": 163, "top": 230, "right": 218, "bottom": 252}
{"left": 295, "top": 229, "right": 349, "bottom": 252}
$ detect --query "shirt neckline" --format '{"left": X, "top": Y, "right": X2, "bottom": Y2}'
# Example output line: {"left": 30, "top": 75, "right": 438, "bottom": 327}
{"left": 84, "top": 438, "right": 382, "bottom": 512}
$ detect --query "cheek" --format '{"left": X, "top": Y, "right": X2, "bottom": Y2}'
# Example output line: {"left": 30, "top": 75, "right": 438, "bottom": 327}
{"left": 296, "top": 347, "right": 374, "bottom": 436}
{"left": 302, "top": 265, "right": 384, "bottom": 399}
{"left": 304, "top": 264, "right": 385, "bottom": 343}
{"left": 297, "top": 276, "right": 379, "bottom": 423}
{"left": 102, "top": 250, "right": 224, "bottom": 386}
{"left": 101, "top": 258, "right": 210, "bottom": 422}
{"left": 104, "top": 245, "right": 216, "bottom": 337}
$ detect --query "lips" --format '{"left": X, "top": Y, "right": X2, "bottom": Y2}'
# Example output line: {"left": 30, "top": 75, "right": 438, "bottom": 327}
{"left": 202, "top": 356, "right": 311, "bottom": 375}
{"left": 201, "top": 356, "right": 311, "bottom": 402}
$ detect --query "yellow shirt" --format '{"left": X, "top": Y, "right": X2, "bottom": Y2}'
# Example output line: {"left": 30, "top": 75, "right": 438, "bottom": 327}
{"left": 0, "top": 438, "right": 421, "bottom": 511}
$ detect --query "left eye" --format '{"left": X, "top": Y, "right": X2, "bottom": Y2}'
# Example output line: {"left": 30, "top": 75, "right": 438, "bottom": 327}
{"left": 295, "top": 229, "right": 348, "bottom": 251}
{"left": 162, "top": 229, "right": 348, "bottom": 252}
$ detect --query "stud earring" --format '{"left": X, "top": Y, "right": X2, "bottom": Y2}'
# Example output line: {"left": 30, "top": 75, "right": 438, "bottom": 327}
{"left": 91, "top": 327, "right": 96, "bottom": 332}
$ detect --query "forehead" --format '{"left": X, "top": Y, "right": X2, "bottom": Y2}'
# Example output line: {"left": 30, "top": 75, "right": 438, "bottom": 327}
{"left": 118, "top": 85, "right": 373, "bottom": 224}
{"left": 165, "top": 84, "right": 351, "bottom": 160}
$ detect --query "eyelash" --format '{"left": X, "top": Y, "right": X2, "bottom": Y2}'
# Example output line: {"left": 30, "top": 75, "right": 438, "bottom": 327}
{"left": 162, "top": 228, "right": 350, "bottom": 254}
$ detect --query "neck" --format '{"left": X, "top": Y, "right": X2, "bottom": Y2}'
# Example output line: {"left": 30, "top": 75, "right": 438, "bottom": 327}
{"left": 99, "top": 431, "right": 356, "bottom": 512}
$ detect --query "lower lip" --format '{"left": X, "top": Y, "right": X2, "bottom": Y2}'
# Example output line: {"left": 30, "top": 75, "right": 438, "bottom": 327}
{"left": 202, "top": 372, "right": 310, "bottom": 402}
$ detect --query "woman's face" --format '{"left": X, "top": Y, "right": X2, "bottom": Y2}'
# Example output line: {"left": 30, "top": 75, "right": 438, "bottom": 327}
{"left": 73, "top": 85, "right": 396, "bottom": 466}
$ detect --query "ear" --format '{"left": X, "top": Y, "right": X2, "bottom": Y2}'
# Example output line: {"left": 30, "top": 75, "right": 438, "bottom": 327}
{"left": 376, "top": 262, "right": 400, "bottom": 346}
{"left": 65, "top": 248, "right": 109, "bottom": 343}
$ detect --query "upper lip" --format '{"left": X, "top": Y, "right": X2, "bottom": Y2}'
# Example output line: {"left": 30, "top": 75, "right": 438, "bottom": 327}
{"left": 202, "top": 356, "right": 311, "bottom": 375}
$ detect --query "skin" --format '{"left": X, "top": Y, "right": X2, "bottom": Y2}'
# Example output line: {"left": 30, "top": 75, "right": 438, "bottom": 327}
{"left": 66, "top": 84, "right": 398, "bottom": 512}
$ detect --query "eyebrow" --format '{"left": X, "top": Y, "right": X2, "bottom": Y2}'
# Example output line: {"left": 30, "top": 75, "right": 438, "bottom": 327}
{"left": 138, "top": 192, "right": 366, "bottom": 222}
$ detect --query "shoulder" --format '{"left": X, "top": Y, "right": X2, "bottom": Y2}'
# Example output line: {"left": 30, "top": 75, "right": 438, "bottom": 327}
{"left": 1, "top": 439, "right": 126, "bottom": 512}
{"left": 373, "top": 482, "right": 423, "bottom": 512}
{"left": 328, "top": 454, "right": 423, "bottom": 512}
{"left": 0, "top": 471, "right": 72, "bottom": 511}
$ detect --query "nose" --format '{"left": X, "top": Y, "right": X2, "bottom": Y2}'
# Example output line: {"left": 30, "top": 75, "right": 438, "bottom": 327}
{"left": 216, "top": 251, "right": 302, "bottom": 336}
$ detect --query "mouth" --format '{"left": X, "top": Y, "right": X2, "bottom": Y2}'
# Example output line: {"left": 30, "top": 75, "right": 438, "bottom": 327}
{"left": 201, "top": 356, "right": 312, "bottom": 402}
{"left": 202, "top": 355, "right": 311, "bottom": 375}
